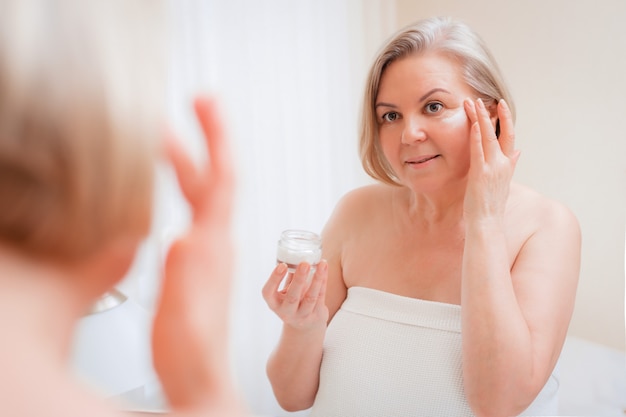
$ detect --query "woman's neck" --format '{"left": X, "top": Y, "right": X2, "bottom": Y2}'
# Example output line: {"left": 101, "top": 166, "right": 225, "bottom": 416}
{"left": 0, "top": 247, "right": 95, "bottom": 362}
{"left": 398, "top": 181, "right": 467, "bottom": 229}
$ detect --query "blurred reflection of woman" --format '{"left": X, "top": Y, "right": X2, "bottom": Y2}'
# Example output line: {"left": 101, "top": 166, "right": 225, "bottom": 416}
{"left": 0, "top": 1, "right": 245, "bottom": 415}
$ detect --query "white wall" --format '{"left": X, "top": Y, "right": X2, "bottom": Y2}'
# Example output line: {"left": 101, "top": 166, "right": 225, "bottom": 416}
{"left": 395, "top": 0, "right": 626, "bottom": 351}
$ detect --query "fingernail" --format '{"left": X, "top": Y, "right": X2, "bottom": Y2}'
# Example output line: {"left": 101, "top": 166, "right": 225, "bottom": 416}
{"left": 476, "top": 98, "right": 485, "bottom": 109}
{"left": 276, "top": 263, "right": 287, "bottom": 274}
{"left": 319, "top": 259, "right": 328, "bottom": 273}
{"left": 499, "top": 99, "right": 509, "bottom": 111}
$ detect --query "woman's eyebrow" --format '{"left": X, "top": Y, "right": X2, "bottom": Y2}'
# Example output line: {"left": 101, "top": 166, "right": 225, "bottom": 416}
{"left": 419, "top": 88, "right": 451, "bottom": 102}
{"left": 376, "top": 88, "right": 452, "bottom": 109}
{"left": 375, "top": 101, "right": 396, "bottom": 109}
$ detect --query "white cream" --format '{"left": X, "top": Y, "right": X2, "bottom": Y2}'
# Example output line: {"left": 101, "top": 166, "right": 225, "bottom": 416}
{"left": 276, "top": 230, "right": 322, "bottom": 274}
{"left": 442, "top": 105, "right": 470, "bottom": 127}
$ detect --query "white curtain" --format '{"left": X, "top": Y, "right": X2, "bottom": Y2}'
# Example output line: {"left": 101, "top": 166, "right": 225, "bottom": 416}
{"left": 120, "top": 1, "right": 396, "bottom": 415}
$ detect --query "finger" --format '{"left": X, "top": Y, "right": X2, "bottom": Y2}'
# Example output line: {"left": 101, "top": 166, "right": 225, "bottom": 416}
{"left": 298, "top": 260, "right": 328, "bottom": 316}
{"left": 164, "top": 129, "right": 202, "bottom": 206}
{"left": 194, "top": 96, "right": 235, "bottom": 197}
{"left": 281, "top": 262, "right": 311, "bottom": 317}
{"left": 281, "top": 272, "right": 295, "bottom": 293}
{"left": 496, "top": 99, "right": 516, "bottom": 158}
{"left": 476, "top": 98, "right": 499, "bottom": 160}
{"left": 262, "top": 263, "right": 289, "bottom": 309}
{"left": 194, "top": 97, "right": 228, "bottom": 177}
{"left": 464, "top": 99, "right": 485, "bottom": 165}
{"left": 469, "top": 121, "right": 485, "bottom": 166}
{"left": 463, "top": 98, "right": 478, "bottom": 124}
{"left": 191, "top": 96, "right": 235, "bottom": 230}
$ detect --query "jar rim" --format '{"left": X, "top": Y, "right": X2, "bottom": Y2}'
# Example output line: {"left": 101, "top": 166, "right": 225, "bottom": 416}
{"left": 279, "top": 229, "right": 322, "bottom": 247}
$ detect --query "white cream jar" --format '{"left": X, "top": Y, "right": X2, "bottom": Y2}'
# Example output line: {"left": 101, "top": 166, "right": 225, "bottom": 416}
{"left": 276, "top": 229, "right": 322, "bottom": 273}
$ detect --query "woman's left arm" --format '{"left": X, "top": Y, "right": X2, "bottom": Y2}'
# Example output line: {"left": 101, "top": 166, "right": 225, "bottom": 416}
{"left": 461, "top": 99, "right": 581, "bottom": 417}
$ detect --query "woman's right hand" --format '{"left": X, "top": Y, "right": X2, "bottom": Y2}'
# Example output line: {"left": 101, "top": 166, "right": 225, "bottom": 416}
{"left": 151, "top": 96, "right": 244, "bottom": 415}
{"left": 263, "top": 260, "right": 330, "bottom": 410}
{"left": 262, "top": 260, "right": 329, "bottom": 331}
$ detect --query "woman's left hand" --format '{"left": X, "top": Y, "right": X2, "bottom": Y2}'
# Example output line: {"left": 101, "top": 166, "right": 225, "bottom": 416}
{"left": 462, "top": 98, "right": 520, "bottom": 223}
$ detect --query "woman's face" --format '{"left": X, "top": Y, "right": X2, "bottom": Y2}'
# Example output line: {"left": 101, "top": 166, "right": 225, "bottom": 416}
{"left": 375, "top": 52, "right": 481, "bottom": 193}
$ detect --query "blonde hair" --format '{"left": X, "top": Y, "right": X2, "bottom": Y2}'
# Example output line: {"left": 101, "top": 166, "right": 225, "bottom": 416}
{"left": 359, "top": 16, "right": 515, "bottom": 185}
{"left": 0, "top": 0, "right": 165, "bottom": 260}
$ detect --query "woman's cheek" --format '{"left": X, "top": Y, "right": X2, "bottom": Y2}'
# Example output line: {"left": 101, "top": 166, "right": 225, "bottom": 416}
{"left": 442, "top": 108, "right": 472, "bottom": 173}
{"left": 379, "top": 130, "right": 403, "bottom": 171}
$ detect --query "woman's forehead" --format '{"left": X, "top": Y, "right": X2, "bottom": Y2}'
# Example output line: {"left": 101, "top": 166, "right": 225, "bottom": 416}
{"left": 377, "top": 52, "right": 470, "bottom": 101}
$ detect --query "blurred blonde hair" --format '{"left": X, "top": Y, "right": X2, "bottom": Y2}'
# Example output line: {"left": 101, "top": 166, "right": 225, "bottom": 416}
{"left": 359, "top": 16, "right": 515, "bottom": 185}
{"left": 0, "top": 0, "right": 165, "bottom": 260}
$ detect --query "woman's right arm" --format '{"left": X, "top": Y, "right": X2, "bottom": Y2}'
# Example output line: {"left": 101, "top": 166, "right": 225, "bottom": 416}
{"left": 263, "top": 189, "right": 353, "bottom": 411}
{"left": 262, "top": 261, "right": 329, "bottom": 411}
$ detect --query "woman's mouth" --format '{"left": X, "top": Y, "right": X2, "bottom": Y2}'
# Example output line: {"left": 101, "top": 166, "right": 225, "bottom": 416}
{"left": 406, "top": 155, "right": 440, "bottom": 165}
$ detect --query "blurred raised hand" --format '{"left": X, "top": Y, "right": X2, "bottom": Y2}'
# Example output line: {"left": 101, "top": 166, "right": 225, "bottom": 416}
{"left": 151, "top": 97, "right": 244, "bottom": 415}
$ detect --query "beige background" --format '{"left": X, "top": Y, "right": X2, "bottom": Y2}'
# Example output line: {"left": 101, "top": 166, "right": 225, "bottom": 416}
{"left": 389, "top": 0, "right": 626, "bottom": 351}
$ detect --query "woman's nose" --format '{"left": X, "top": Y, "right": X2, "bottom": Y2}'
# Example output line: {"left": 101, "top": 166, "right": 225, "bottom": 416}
{"left": 401, "top": 116, "right": 427, "bottom": 144}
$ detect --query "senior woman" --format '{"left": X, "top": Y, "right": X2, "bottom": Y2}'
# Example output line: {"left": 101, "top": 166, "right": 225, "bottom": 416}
{"left": 263, "top": 16, "right": 580, "bottom": 417}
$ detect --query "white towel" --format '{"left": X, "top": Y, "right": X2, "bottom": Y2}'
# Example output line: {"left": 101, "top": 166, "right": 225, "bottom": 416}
{"left": 310, "top": 286, "right": 559, "bottom": 417}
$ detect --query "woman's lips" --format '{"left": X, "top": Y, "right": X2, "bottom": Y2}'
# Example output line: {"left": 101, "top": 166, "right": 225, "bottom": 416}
{"left": 406, "top": 154, "right": 440, "bottom": 164}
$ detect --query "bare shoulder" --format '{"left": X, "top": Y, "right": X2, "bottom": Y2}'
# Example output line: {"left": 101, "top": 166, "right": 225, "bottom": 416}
{"left": 321, "top": 183, "right": 393, "bottom": 318}
{"left": 507, "top": 182, "right": 581, "bottom": 297}
{"left": 508, "top": 182, "right": 580, "bottom": 238}
{"left": 334, "top": 183, "right": 391, "bottom": 210}
{"left": 322, "top": 183, "right": 392, "bottom": 235}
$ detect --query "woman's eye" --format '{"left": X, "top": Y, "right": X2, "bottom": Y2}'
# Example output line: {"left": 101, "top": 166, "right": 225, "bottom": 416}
{"left": 425, "top": 102, "right": 443, "bottom": 114}
{"left": 382, "top": 112, "right": 399, "bottom": 122}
